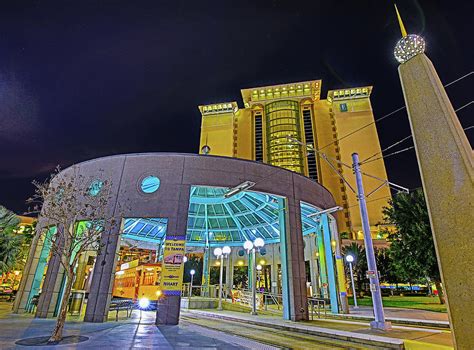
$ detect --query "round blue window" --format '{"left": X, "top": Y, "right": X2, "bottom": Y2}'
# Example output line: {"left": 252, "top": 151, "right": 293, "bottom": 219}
{"left": 141, "top": 176, "right": 160, "bottom": 193}
{"left": 88, "top": 180, "right": 103, "bottom": 197}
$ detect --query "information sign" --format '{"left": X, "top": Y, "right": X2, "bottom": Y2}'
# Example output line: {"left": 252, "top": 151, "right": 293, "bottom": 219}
{"left": 160, "top": 235, "right": 186, "bottom": 296}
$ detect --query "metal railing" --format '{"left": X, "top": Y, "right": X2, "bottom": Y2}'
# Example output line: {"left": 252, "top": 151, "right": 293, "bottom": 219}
{"left": 181, "top": 284, "right": 229, "bottom": 299}
{"left": 230, "top": 288, "right": 282, "bottom": 314}
{"left": 307, "top": 296, "right": 327, "bottom": 319}
{"left": 180, "top": 284, "right": 327, "bottom": 319}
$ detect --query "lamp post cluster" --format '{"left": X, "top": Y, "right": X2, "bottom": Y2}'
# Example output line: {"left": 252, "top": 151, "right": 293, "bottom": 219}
{"left": 213, "top": 246, "right": 231, "bottom": 311}
{"left": 243, "top": 237, "right": 265, "bottom": 315}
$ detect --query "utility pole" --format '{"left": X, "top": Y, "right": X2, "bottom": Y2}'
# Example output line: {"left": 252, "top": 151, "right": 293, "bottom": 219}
{"left": 352, "top": 153, "right": 391, "bottom": 330}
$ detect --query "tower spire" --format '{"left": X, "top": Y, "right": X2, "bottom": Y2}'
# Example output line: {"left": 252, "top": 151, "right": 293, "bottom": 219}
{"left": 394, "top": 4, "right": 408, "bottom": 38}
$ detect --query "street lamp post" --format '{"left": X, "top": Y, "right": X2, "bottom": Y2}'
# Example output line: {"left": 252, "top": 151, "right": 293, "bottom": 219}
{"left": 244, "top": 238, "right": 265, "bottom": 315}
{"left": 345, "top": 255, "right": 358, "bottom": 309}
{"left": 189, "top": 269, "right": 195, "bottom": 298}
{"left": 214, "top": 246, "right": 231, "bottom": 311}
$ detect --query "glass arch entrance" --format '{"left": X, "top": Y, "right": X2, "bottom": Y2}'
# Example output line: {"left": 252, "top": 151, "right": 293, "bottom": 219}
{"left": 115, "top": 185, "right": 340, "bottom": 318}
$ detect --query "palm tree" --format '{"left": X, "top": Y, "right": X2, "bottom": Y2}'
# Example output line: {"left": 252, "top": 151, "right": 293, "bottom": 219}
{"left": 0, "top": 206, "right": 22, "bottom": 276}
{"left": 0, "top": 232, "right": 23, "bottom": 275}
{"left": 342, "top": 242, "right": 367, "bottom": 296}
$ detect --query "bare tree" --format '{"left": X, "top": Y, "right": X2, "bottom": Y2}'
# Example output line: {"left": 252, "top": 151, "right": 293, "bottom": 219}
{"left": 28, "top": 166, "right": 119, "bottom": 343}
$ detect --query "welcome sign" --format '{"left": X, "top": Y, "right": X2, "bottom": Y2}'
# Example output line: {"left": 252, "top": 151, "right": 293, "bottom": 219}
{"left": 160, "top": 235, "right": 186, "bottom": 296}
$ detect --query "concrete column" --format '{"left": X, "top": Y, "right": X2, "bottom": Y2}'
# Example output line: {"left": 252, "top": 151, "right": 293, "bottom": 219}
{"left": 398, "top": 53, "right": 474, "bottom": 349}
{"left": 84, "top": 219, "right": 122, "bottom": 322}
{"left": 225, "top": 252, "right": 233, "bottom": 293}
{"left": 13, "top": 221, "right": 47, "bottom": 313}
{"left": 35, "top": 228, "right": 65, "bottom": 319}
{"left": 270, "top": 244, "right": 279, "bottom": 295}
{"left": 202, "top": 245, "right": 210, "bottom": 296}
{"left": 156, "top": 185, "right": 190, "bottom": 326}
{"left": 308, "top": 234, "right": 320, "bottom": 297}
{"left": 281, "top": 195, "right": 308, "bottom": 321}
{"left": 35, "top": 252, "right": 64, "bottom": 318}
{"left": 247, "top": 250, "right": 254, "bottom": 291}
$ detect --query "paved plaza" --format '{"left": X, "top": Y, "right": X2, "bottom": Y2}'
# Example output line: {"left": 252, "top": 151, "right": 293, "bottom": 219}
{"left": 0, "top": 303, "right": 275, "bottom": 350}
{"left": 184, "top": 308, "right": 454, "bottom": 349}
{"left": 0, "top": 301, "right": 455, "bottom": 350}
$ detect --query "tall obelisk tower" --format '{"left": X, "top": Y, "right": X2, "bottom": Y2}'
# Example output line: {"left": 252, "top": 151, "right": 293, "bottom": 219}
{"left": 394, "top": 5, "right": 474, "bottom": 349}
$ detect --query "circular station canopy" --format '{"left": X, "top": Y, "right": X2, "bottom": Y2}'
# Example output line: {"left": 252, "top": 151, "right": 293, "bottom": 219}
{"left": 121, "top": 185, "right": 322, "bottom": 247}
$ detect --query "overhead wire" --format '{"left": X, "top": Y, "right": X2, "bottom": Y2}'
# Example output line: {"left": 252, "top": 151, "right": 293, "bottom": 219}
{"left": 317, "top": 71, "right": 473, "bottom": 153}
{"left": 256, "top": 83, "right": 473, "bottom": 196}
{"left": 360, "top": 146, "right": 415, "bottom": 165}
{"left": 359, "top": 100, "right": 474, "bottom": 165}
{"left": 318, "top": 106, "right": 406, "bottom": 152}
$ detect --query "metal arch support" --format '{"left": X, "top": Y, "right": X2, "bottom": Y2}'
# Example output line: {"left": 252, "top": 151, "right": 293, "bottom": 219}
{"left": 222, "top": 202, "right": 252, "bottom": 242}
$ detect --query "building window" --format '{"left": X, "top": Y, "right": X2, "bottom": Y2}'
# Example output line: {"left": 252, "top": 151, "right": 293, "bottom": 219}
{"left": 339, "top": 103, "right": 348, "bottom": 112}
{"left": 264, "top": 100, "right": 304, "bottom": 173}
{"left": 302, "top": 109, "right": 318, "bottom": 181}
{"left": 255, "top": 115, "right": 263, "bottom": 162}
{"left": 141, "top": 176, "right": 160, "bottom": 194}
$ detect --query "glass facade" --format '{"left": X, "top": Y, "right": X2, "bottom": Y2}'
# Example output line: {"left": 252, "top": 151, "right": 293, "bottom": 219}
{"left": 254, "top": 114, "right": 263, "bottom": 162}
{"left": 108, "top": 186, "right": 322, "bottom": 247}
{"left": 265, "top": 100, "right": 304, "bottom": 173}
{"left": 302, "top": 109, "right": 318, "bottom": 181}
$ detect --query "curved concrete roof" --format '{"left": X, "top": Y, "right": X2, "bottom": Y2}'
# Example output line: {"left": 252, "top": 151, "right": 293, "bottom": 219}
{"left": 43, "top": 153, "right": 337, "bottom": 246}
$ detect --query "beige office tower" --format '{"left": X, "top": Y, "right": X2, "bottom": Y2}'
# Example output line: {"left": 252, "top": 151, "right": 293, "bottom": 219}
{"left": 198, "top": 80, "right": 391, "bottom": 239}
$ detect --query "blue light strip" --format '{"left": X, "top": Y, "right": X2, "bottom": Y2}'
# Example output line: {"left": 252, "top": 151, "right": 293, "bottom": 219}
{"left": 278, "top": 197, "right": 291, "bottom": 320}
{"left": 321, "top": 214, "right": 339, "bottom": 314}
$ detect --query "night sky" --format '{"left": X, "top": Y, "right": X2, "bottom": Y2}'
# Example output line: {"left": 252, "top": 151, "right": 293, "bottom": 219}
{"left": 0, "top": 1, "right": 472, "bottom": 214}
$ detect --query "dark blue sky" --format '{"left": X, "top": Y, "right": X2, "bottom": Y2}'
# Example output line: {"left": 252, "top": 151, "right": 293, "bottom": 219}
{"left": 0, "top": 0, "right": 472, "bottom": 213}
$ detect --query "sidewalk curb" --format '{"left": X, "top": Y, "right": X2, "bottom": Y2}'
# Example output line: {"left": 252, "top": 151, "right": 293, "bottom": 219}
{"left": 187, "top": 310, "right": 404, "bottom": 350}
{"left": 330, "top": 313, "right": 450, "bottom": 329}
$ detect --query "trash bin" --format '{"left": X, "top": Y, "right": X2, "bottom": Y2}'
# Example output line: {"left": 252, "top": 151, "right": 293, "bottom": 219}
{"left": 69, "top": 290, "right": 85, "bottom": 315}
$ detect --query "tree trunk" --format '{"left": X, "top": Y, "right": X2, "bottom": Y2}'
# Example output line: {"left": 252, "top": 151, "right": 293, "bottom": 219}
{"left": 48, "top": 271, "right": 74, "bottom": 343}
{"left": 434, "top": 280, "right": 446, "bottom": 305}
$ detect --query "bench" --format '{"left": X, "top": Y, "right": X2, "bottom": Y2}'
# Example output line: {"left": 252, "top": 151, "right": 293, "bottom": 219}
{"left": 109, "top": 299, "right": 134, "bottom": 321}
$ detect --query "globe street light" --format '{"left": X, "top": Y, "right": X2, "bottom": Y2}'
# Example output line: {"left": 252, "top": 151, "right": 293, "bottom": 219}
{"left": 189, "top": 269, "right": 196, "bottom": 298}
{"left": 345, "top": 254, "right": 358, "bottom": 309}
{"left": 214, "top": 246, "right": 231, "bottom": 311}
{"left": 243, "top": 238, "right": 265, "bottom": 315}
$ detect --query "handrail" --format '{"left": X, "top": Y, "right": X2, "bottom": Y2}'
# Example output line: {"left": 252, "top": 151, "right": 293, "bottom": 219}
{"left": 180, "top": 285, "right": 326, "bottom": 319}
{"left": 307, "top": 296, "right": 327, "bottom": 319}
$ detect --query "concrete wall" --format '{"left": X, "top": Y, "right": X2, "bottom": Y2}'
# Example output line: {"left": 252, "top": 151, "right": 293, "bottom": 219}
{"left": 18, "top": 153, "right": 337, "bottom": 323}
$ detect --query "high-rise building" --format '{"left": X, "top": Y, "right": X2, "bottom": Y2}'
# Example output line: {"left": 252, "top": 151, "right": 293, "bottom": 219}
{"left": 198, "top": 80, "right": 391, "bottom": 238}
